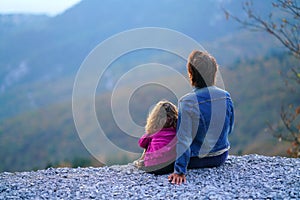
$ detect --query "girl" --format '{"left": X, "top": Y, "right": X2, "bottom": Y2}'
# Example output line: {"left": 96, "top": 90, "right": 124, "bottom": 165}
{"left": 134, "top": 100, "right": 178, "bottom": 175}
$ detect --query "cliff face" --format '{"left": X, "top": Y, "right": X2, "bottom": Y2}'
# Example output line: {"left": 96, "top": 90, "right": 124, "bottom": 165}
{"left": 0, "top": 155, "right": 299, "bottom": 199}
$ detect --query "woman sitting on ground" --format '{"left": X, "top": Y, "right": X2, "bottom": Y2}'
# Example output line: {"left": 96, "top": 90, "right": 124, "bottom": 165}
{"left": 168, "top": 50, "right": 235, "bottom": 184}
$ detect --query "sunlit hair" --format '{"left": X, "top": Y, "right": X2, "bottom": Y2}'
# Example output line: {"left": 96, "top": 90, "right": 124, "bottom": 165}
{"left": 145, "top": 100, "right": 178, "bottom": 135}
{"left": 187, "top": 50, "right": 218, "bottom": 89}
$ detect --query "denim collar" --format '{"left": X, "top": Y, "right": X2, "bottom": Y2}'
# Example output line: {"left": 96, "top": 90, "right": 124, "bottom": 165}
{"left": 192, "top": 85, "right": 217, "bottom": 92}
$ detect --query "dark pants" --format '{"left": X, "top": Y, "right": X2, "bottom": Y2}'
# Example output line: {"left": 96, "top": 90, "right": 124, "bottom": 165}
{"left": 147, "top": 151, "right": 228, "bottom": 175}
{"left": 188, "top": 151, "right": 228, "bottom": 169}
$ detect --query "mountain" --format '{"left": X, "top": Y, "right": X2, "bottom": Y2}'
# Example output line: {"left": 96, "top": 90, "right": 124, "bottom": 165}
{"left": 0, "top": 0, "right": 277, "bottom": 119}
{"left": 0, "top": 0, "right": 292, "bottom": 172}
{"left": 1, "top": 52, "right": 297, "bottom": 172}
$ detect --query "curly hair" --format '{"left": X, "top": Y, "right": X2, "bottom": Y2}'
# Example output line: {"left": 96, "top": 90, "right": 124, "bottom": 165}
{"left": 145, "top": 100, "right": 178, "bottom": 135}
{"left": 187, "top": 50, "right": 218, "bottom": 89}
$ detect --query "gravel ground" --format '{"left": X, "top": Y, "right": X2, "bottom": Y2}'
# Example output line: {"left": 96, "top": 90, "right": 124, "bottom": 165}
{"left": 0, "top": 154, "right": 299, "bottom": 199}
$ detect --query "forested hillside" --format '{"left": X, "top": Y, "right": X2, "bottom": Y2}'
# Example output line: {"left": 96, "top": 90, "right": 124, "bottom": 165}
{"left": 0, "top": 0, "right": 275, "bottom": 118}
{"left": 1, "top": 0, "right": 293, "bottom": 172}
{"left": 0, "top": 52, "right": 297, "bottom": 172}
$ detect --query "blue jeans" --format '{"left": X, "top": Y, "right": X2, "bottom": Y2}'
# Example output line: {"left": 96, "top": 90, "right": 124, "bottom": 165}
{"left": 148, "top": 151, "right": 228, "bottom": 175}
{"left": 188, "top": 151, "right": 228, "bottom": 169}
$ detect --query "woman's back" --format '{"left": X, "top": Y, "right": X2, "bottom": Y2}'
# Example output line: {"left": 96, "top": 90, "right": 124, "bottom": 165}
{"left": 178, "top": 86, "right": 234, "bottom": 157}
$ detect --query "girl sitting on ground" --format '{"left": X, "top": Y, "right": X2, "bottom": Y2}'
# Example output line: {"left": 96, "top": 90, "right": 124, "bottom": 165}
{"left": 134, "top": 100, "right": 178, "bottom": 175}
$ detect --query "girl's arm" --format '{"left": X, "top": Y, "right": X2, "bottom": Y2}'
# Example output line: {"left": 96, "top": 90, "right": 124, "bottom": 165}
{"left": 138, "top": 134, "right": 152, "bottom": 149}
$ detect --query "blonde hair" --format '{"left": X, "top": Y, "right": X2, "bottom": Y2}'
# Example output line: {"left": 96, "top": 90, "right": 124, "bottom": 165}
{"left": 145, "top": 100, "right": 178, "bottom": 135}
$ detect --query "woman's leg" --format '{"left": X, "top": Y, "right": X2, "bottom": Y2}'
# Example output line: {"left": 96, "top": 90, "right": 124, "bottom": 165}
{"left": 188, "top": 151, "right": 228, "bottom": 169}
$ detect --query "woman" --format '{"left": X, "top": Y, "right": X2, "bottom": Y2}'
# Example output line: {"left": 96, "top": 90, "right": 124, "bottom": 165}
{"left": 168, "top": 50, "right": 234, "bottom": 184}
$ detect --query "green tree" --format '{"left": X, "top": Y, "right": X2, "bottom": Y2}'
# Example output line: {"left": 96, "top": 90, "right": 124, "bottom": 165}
{"left": 225, "top": 0, "right": 300, "bottom": 157}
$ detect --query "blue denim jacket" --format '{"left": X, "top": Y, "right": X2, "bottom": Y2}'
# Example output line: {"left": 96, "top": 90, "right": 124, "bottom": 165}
{"left": 174, "top": 86, "right": 234, "bottom": 174}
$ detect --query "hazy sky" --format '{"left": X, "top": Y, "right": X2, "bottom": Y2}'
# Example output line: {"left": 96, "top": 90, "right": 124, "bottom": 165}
{"left": 0, "top": 0, "right": 82, "bottom": 16}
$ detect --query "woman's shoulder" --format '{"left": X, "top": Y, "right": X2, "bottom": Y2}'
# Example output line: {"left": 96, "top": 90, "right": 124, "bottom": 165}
{"left": 181, "top": 86, "right": 231, "bottom": 100}
{"left": 210, "top": 87, "right": 232, "bottom": 102}
{"left": 179, "top": 91, "right": 198, "bottom": 103}
{"left": 210, "top": 86, "right": 231, "bottom": 96}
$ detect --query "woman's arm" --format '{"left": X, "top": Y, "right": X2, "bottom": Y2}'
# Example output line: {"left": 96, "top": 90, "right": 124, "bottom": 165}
{"left": 173, "top": 99, "right": 194, "bottom": 175}
{"left": 229, "top": 99, "right": 235, "bottom": 134}
{"left": 169, "top": 99, "right": 193, "bottom": 185}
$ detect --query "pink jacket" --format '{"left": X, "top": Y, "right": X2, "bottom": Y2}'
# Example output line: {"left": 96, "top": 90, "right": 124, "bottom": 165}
{"left": 138, "top": 127, "right": 177, "bottom": 167}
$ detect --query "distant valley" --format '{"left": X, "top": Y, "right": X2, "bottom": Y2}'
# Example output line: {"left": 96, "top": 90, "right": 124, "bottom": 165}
{"left": 1, "top": 0, "right": 295, "bottom": 172}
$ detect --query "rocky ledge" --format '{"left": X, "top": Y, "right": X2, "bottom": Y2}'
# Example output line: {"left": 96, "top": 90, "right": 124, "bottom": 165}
{"left": 0, "top": 154, "right": 299, "bottom": 199}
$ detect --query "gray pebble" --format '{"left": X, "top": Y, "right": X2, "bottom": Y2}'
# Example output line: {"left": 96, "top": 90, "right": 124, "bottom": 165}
{"left": 0, "top": 155, "right": 299, "bottom": 199}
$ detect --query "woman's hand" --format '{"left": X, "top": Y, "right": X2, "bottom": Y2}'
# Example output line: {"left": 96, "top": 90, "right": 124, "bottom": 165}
{"left": 168, "top": 173, "right": 186, "bottom": 185}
